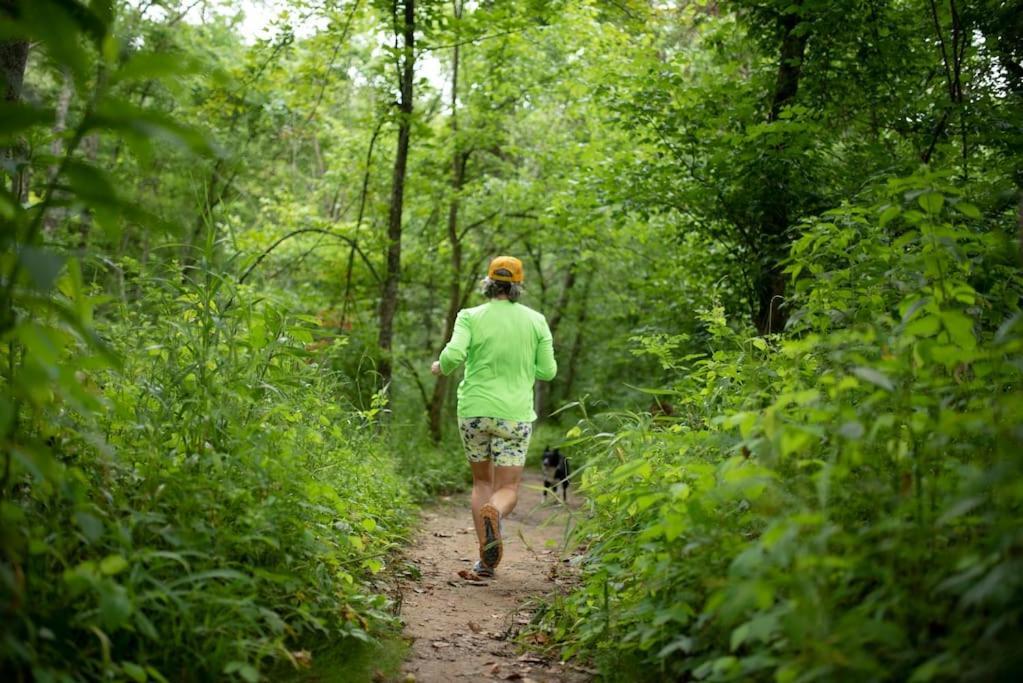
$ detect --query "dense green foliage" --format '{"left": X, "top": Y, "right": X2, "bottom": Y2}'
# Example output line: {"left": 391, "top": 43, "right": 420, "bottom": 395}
{"left": 2, "top": 0, "right": 1021, "bottom": 681}
{"left": 542, "top": 176, "right": 1023, "bottom": 680}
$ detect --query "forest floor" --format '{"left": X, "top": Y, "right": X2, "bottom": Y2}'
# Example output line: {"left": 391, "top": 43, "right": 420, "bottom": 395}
{"left": 396, "top": 471, "right": 591, "bottom": 683}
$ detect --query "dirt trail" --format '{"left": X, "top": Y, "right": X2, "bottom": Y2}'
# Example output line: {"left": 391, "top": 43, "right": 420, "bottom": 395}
{"left": 398, "top": 472, "right": 589, "bottom": 683}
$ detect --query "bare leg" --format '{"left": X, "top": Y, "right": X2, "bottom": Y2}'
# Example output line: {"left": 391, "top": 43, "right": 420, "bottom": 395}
{"left": 489, "top": 465, "right": 524, "bottom": 517}
{"left": 470, "top": 460, "right": 493, "bottom": 550}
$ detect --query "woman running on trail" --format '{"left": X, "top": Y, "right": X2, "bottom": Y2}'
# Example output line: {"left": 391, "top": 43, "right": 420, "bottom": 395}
{"left": 431, "top": 256, "right": 557, "bottom": 578}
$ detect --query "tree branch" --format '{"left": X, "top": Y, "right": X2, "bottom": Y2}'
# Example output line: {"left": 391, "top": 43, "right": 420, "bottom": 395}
{"left": 239, "top": 228, "right": 380, "bottom": 285}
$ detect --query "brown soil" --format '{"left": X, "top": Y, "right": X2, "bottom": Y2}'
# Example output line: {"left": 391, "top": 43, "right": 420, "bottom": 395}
{"left": 397, "top": 472, "right": 591, "bottom": 683}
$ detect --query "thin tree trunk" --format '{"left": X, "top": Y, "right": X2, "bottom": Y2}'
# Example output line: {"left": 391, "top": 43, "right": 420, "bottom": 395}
{"left": 377, "top": 0, "right": 415, "bottom": 394}
{"left": 754, "top": 0, "right": 808, "bottom": 335}
{"left": 43, "top": 68, "right": 74, "bottom": 236}
{"left": 0, "top": 7, "right": 29, "bottom": 492}
{"left": 428, "top": 0, "right": 465, "bottom": 443}
{"left": 535, "top": 266, "right": 575, "bottom": 421}
{"left": 341, "top": 119, "right": 384, "bottom": 326}
{"left": 1, "top": 12, "right": 30, "bottom": 203}
{"left": 560, "top": 275, "right": 592, "bottom": 405}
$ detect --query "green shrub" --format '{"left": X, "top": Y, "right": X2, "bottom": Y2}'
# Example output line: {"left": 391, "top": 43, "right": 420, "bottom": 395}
{"left": 540, "top": 174, "right": 1023, "bottom": 681}
{"left": 1, "top": 264, "right": 412, "bottom": 681}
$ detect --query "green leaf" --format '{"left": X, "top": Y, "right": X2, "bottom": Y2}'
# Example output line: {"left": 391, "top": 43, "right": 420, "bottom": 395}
{"left": 121, "top": 662, "right": 147, "bottom": 682}
{"left": 0, "top": 103, "right": 55, "bottom": 138}
{"left": 730, "top": 622, "right": 750, "bottom": 652}
{"left": 18, "top": 247, "right": 66, "bottom": 291}
{"left": 87, "top": 100, "right": 217, "bottom": 157}
{"left": 224, "top": 661, "right": 259, "bottom": 683}
{"left": 99, "top": 583, "right": 133, "bottom": 629}
{"left": 74, "top": 510, "right": 104, "bottom": 542}
{"left": 134, "top": 611, "right": 159, "bottom": 640}
{"left": 112, "top": 52, "right": 200, "bottom": 85}
{"left": 780, "top": 428, "right": 812, "bottom": 457}
{"left": 145, "top": 667, "right": 169, "bottom": 683}
{"left": 100, "top": 554, "right": 129, "bottom": 576}
{"left": 838, "top": 421, "right": 864, "bottom": 439}
{"left": 941, "top": 311, "right": 976, "bottom": 349}
{"left": 878, "top": 205, "right": 900, "bottom": 228}
{"left": 360, "top": 518, "right": 377, "bottom": 532}
{"left": 904, "top": 314, "right": 940, "bottom": 338}
{"left": 953, "top": 202, "right": 980, "bottom": 219}
{"left": 851, "top": 366, "right": 894, "bottom": 391}
{"left": 918, "top": 192, "right": 944, "bottom": 214}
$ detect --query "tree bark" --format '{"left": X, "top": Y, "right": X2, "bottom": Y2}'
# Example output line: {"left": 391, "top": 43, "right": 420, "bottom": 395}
{"left": 754, "top": 0, "right": 808, "bottom": 335}
{"left": 43, "top": 67, "right": 74, "bottom": 236}
{"left": 341, "top": 119, "right": 384, "bottom": 326}
{"left": 1, "top": 5, "right": 30, "bottom": 203}
{"left": 428, "top": 0, "right": 465, "bottom": 443}
{"left": 377, "top": 0, "right": 415, "bottom": 394}
{"left": 535, "top": 266, "right": 575, "bottom": 421}
{"left": 0, "top": 1, "right": 28, "bottom": 104}
{"left": 560, "top": 274, "right": 591, "bottom": 406}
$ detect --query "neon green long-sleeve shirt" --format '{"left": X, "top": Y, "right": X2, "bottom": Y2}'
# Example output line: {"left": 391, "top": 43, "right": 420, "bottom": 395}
{"left": 439, "top": 300, "right": 557, "bottom": 422}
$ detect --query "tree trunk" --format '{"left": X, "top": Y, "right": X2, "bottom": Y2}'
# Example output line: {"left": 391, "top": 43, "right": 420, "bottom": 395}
{"left": 535, "top": 266, "right": 575, "bottom": 421}
{"left": 1, "top": 10, "right": 30, "bottom": 203}
{"left": 341, "top": 119, "right": 383, "bottom": 326}
{"left": 560, "top": 274, "right": 591, "bottom": 406}
{"left": 43, "top": 67, "right": 74, "bottom": 236}
{"left": 753, "top": 1, "right": 808, "bottom": 335}
{"left": 428, "top": 1, "right": 465, "bottom": 443}
{"left": 377, "top": 0, "right": 415, "bottom": 394}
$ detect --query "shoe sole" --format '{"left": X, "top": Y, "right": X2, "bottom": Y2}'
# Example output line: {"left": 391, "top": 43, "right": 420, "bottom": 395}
{"left": 480, "top": 504, "right": 503, "bottom": 569}
{"left": 472, "top": 561, "right": 494, "bottom": 578}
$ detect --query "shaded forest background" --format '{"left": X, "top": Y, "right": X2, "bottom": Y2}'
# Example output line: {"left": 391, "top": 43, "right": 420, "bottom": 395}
{"left": 2, "top": 0, "right": 1022, "bottom": 681}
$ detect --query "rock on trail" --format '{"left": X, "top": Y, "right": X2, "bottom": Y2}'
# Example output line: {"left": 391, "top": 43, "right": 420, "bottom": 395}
{"left": 398, "top": 472, "right": 589, "bottom": 682}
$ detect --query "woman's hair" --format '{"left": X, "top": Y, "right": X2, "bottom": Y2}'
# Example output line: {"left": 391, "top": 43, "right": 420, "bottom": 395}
{"left": 481, "top": 277, "right": 523, "bottom": 302}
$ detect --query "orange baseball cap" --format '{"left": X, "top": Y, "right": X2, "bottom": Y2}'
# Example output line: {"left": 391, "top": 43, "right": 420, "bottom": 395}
{"left": 488, "top": 256, "right": 524, "bottom": 283}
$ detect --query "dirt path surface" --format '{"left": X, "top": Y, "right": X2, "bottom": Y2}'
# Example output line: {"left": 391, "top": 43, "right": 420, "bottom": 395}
{"left": 398, "top": 472, "right": 589, "bottom": 683}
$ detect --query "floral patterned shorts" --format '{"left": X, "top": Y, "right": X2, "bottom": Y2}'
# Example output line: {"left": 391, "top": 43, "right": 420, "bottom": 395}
{"left": 458, "top": 417, "right": 533, "bottom": 467}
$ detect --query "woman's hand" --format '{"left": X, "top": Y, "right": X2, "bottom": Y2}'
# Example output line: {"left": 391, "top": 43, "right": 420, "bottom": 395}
{"left": 430, "top": 361, "right": 442, "bottom": 376}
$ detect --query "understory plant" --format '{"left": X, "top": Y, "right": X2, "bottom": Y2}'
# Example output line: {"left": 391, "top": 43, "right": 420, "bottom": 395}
{"left": 539, "top": 174, "right": 1023, "bottom": 681}
{"left": 1, "top": 260, "right": 411, "bottom": 681}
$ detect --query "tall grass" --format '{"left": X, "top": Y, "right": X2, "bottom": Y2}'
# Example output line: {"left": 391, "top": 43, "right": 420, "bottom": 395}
{"left": 2, "top": 260, "right": 417, "bottom": 681}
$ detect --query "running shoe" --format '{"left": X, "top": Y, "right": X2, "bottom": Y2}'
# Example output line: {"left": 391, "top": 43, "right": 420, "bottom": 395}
{"left": 479, "top": 503, "right": 503, "bottom": 569}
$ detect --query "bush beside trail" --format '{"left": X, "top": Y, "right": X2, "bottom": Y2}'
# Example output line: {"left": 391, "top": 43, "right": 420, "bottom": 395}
{"left": 2, "top": 271, "right": 420, "bottom": 682}
{"left": 538, "top": 178, "right": 1023, "bottom": 682}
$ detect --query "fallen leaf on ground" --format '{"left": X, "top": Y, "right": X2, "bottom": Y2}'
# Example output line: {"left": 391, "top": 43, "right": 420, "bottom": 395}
{"left": 433, "top": 531, "right": 452, "bottom": 537}
{"left": 431, "top": 641, "right": 451, "bottom": 648}
{"left": 456, "top": 569, "right": 489, "bottom": 585}
{"left": 468, "top": 621, "right": 483, "bottom": 633}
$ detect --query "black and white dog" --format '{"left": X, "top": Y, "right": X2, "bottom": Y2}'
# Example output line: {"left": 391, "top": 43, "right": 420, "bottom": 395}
{"left": 542, "top": 446, "right": 570, "bottom": 503}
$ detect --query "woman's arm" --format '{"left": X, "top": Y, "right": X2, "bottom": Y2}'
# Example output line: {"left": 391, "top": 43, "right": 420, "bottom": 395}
{"left": 438, "top": 310, "right": 471, "bottom": 375}
{"left": 535, "top": 317, "right": 557, "bottom": 381}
